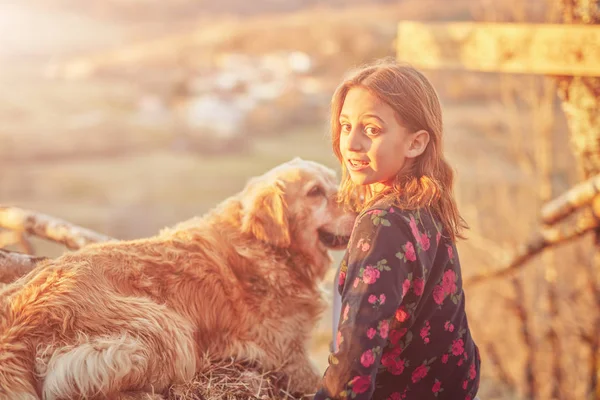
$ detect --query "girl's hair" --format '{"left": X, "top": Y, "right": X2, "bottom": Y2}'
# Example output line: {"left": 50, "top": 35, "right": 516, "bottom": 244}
{"left": 331, "top": 58, "right": 467, "bottom": 241}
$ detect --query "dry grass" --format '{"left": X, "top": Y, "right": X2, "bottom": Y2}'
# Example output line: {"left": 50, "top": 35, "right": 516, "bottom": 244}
{"left": 165, "top": 358, "right": 302, "bottom": 400}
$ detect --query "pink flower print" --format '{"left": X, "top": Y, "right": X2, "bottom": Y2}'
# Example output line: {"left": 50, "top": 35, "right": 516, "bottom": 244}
{"left": 457, "top": 358, "right": 464, "bottom": 366}
{"left": 369, "top": 294, "right": 385, "bottom": 307}
{"left": 395, "top": 306, "right": 409, "bottom": 322}
{"left": 420, "top": 233, "right": 430, "bottom": 251}
{"left": 389, "top": 358, "right": 406, "bottom": 375}
{"left": 432, "top": 380, "right": 442, "bottom": 394}
{"left": 447, "top": 282, "right": 458, "bottom": 296}
{"left": 349, "top": 375, "right": 371, "bottom": 394}
{"left": 444, "top": 321, "right": 455, "bottom": 332}
{"left": 367, "top": 327, "right": 377, "bottom": 339}
{"left": 466, "top": 396, "right": 472, "bottom": 400}
{"left": 420, "top": 321, "right": 431, "bottom": 343}
{"left": 402, "top": 279, "right": 411, "bottom": 296}
{"left": 382, "top": 354, "right": 406, "bottom": 375}
{"left": 390, "top": 328, "right": 407, "bottom": 345}
{"left": 433, "top": 285, "right": 446, "bottom": 305}
{"left": 409, "top": 215, "right": 420, "bottom": 238}
{"left": 404, "top": 241, "right": 417, "bottom": 262}
{"left": 336, "top": 331, "right": 342, "bottom": 351}
{"left": 469, "top": 363, "right": 477, "bottom": 380}
{"left": 436, "top": 231, "right": 441, "bottom": 245}
{"left": 452, "top": 339, "right": 465, "bottom": 356}
{"left": 386, "top": 346, "right": 402, "bottom": 359}
{"left": 362, "top": 242, "right": 371, "bottom": 252}
{"left": 353, "top": 277, "right": 360, "bottom": 288}
{"left": 463, "top": 380, "right": 468, "bottom": 390}
{"left": 381, "top": 352, "right": 393, "bottom": 369}
{"left": 448, "top": 245, "right": 454, "bottom": 260}
{"left": 360, "top": 349, "right": 375, "bottom": 367}
{"left": 389, "top": 207, "right": 395, "bottom": 213}
{"left": 442, "top": 354, "right": 449, "bottom": 364}
{"left": 388, "top": 393, "right": 401, "bottom": 400}
{"left": 379, "top": 320, "right": 389, "bottom": 339}
{"left": 362, "top": 266, "right": 381, "bottom": 284}
{"left": 442, "top": 269, "right": 457, "bottom": 294}
{"left": 413, "top": 278, "right": 424, "bottom": 296}
{"left": 356, "top": 238, "right": 364, "bottom": 249}
{"left": 339, "top": 271, "right": 346, "bottom": 287}
{"left": 343, "top": 304, "right": 350, "bottom": 322}
{"left": 411, "top": 364, "right": 429, "bottom": 383}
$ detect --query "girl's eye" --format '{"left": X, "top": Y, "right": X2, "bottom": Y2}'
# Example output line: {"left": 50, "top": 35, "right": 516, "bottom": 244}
{"left": 341, "top": 123, "right": 351, "bottom": 133}
{"left": 365, "top": 126, "right": 380, "bottom": 136}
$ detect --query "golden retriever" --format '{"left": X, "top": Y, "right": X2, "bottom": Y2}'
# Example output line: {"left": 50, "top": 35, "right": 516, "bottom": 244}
{"left": 0, "top": 158, "right": 356, "bottom": 400}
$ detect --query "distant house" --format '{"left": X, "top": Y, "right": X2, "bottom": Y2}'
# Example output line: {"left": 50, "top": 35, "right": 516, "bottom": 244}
{"left": 185, "top": 94, "right": 245, "bottom": 140}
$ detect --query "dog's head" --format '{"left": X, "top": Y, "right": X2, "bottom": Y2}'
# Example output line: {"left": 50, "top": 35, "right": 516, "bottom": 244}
{"left": 240, "top": 158, "right": 356, "bottom": 278}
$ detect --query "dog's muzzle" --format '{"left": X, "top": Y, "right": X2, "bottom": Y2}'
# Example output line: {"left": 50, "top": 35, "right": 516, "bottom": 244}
{"left": 318, "top": 229, "right": 350, "bottom": 250}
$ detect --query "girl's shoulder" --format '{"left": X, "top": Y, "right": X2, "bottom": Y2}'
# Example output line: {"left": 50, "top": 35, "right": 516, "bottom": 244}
{"left": 359, "top": 199, "right": 443, "bottom": 236}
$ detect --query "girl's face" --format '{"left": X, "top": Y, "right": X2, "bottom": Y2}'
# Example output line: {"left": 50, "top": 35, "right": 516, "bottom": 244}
{"left": 339, "top": 87, "right": 427, "bottom": 194}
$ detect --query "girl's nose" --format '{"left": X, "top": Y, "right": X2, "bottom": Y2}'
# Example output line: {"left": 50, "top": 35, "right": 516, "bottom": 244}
{"left": 346, "top": 128, "right": 365, "bottom": 152}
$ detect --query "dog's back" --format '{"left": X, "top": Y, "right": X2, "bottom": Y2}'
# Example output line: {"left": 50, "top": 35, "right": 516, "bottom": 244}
{"left": 0, "top": 242, "right": 199, "bottom": 400}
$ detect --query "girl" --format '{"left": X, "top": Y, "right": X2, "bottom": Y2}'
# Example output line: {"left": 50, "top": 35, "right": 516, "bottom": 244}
{"left": 314, "top": 59, "right": 480, "bottom": 400}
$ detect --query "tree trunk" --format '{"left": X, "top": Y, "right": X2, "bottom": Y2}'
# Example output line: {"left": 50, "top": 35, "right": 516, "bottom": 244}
{"left": 557, "top": 76, "right": 600, "bottom": 177}
{"left": 556, "top": 1, "right": 600, "bottom": 397}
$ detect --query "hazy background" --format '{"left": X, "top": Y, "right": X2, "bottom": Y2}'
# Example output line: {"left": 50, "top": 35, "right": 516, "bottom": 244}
{"left": 1, "top": 1, "right": 592, "bottom": 399}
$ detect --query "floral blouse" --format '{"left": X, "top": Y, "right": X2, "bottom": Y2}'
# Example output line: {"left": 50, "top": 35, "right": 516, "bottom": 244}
{"left": 314, "top": 204, "right": 480, "bottom": 400}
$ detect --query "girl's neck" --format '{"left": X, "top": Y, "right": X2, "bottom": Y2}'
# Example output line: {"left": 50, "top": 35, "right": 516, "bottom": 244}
{"left": 361, "top": 186, "right": 393, "bottom": 211}
{"left": 368, "top": 182, "right": 389, "bottom": 197}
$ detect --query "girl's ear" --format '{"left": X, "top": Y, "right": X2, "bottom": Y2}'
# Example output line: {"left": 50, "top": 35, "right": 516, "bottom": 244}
{"left": 406, "top": 130, "right": 430, "bottom": 158}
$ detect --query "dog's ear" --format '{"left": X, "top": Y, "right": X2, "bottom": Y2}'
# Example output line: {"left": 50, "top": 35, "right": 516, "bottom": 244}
{"left": 241, "top": 180, "right": 290, "bottom": 247}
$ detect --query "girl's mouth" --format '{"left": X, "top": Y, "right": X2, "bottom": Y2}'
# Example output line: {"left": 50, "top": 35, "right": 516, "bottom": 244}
{"left": 347, "top": 159, "right": 370, "bottom": 171}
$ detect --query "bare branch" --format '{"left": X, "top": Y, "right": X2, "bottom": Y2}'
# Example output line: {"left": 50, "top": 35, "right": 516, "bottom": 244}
{"left": 541, "top": 174, "right": 600, "bottom": 225}
{"left": 582, "top": 258, "right": 600, "bottom": 397}
{"left": 0, "top": 230, "right": 22, "bottom": 248}
{"left": 546, "top": 279, "right": 565, "bottom": 399}
{"left": 0, "top": 249, "right": 47, "bottom": 283}
{"left": 0, "top": 206, "right": 115, "bottom": 250}
{"left": 511, "top": 277, "right": 537, "bottom": 399}
{"left": 464, "top": 230, "right": 507, "bottom": 261}
{"left": 0, "top": 230, "right": 34, "bottom": 254}
{"left": 482, "top": 340, "right": 516, "bottom": 389}
{"left": 16, "top": 233, "right": 34, "bottom": 255}
{"left": 465, "top": 207, "right": 599, "bottom": 286}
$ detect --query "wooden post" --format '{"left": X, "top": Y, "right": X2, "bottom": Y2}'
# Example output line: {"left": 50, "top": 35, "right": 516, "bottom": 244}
{"left": 396, "top": 21, "right": 600, "bottom": 76}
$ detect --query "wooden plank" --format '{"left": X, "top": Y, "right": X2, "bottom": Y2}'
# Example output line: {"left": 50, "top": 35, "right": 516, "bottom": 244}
{"left": 396, "top": 21, "right": 600, "bottom": 76}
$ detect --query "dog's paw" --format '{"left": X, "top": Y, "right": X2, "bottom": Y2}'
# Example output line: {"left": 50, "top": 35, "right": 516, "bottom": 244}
{"left": 286, "top": 370, "right": 321, "bottom": 396}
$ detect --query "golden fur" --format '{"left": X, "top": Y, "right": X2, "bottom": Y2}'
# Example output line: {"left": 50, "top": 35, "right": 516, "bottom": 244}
{"left": 0, "top": 158, "right": 356, "bottom": 400}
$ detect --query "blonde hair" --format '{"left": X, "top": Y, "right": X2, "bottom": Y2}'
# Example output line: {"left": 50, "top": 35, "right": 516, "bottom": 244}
{"left": 330, "top": 58, "right": 467, "bottom": 241}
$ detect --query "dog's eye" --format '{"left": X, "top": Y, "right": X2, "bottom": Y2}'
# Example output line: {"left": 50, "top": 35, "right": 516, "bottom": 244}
{"left": 307, "top": 185, "right": 324, "bottom": 197}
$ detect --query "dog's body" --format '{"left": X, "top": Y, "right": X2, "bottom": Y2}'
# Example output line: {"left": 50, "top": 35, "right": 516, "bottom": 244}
{"left": 0, "top": 159, "right": 356, "bottom": 400}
